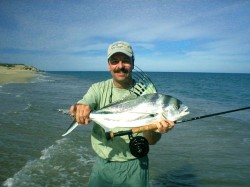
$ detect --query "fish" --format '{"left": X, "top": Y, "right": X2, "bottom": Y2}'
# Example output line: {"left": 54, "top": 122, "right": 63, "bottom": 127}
{"left": 62, "top": 66, "right": 189, "bottom": 136}
{"left": 62, "top": 66, "right": 158, "bottom": 136}
{"left": 62, "top": 93, "right": 189, "bottom": 136}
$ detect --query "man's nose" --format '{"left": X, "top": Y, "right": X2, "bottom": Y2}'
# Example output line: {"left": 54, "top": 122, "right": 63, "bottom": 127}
{"left": 117, "top": 61, "right": 124, "bottom": 68}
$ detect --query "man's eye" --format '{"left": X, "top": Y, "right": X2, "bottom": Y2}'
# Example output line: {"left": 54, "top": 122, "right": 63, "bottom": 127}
{"left": 110, "top": 60, "right": 119, "bottom": 64}
{"left": 110, "top": 58, "right": 131, "bottom": 65}
{"left": 122, "top": 59, "right": 130, "bottom": 63}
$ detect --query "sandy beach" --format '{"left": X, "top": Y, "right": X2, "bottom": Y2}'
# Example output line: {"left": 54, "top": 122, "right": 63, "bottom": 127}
{"left": 0, "top": 64, "right": 40, "bottom": 84}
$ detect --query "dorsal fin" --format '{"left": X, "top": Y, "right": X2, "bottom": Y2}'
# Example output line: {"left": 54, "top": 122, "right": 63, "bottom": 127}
{"left": 99, "top": 66, "right": 158, "bottom": 110}
{"left": 131, "top": 66, "right": 157, "bottom": 96}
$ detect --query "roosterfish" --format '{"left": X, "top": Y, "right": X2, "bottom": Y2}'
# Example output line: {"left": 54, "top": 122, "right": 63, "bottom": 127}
{"left": 62, "top": 67, "right": 189, "bottom": 136}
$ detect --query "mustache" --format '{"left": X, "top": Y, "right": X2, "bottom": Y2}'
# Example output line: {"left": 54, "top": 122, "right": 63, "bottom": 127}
{"left": 113, "top": 67, "right": 129, "bottom": 74}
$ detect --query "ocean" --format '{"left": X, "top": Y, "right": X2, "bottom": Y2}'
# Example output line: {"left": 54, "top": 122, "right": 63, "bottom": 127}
{"left": 0, "top": 71, "right": 250, "bottom": 187}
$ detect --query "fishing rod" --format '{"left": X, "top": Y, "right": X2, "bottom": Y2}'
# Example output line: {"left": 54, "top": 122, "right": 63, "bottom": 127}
{"left": 175, "top": 106, "right": 250, "bottom": 124}
{"left": 106, "top": 106, "right": 250, "bottom": 140}
{"left": 105, "top": 106, "right": 250, "bottom": 158}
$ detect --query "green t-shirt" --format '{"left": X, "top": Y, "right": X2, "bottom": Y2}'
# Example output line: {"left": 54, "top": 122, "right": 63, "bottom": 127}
{"left": 78, "top": 79, "right": 151, "bottom": 161}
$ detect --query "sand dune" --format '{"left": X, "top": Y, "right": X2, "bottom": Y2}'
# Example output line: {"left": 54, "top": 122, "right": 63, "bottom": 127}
{"left": 0, "top": 64, "right": 42, "bottom": 84}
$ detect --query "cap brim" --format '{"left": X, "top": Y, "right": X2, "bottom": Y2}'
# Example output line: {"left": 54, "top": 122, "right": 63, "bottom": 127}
{"left": 108, "top": 49, "right": 133, "bottom": 59}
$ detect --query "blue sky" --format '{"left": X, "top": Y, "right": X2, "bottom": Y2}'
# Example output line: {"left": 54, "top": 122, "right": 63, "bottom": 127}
{"left": 0, "top": 0, "right": 250, "bottom": 73}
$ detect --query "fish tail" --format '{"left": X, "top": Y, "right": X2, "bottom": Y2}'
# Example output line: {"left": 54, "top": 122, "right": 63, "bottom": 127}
{"left": 62, "top": 120, "right": 79, "bottom": 136}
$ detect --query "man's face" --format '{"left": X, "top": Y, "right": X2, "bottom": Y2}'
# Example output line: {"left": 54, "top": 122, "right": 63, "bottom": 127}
{"left": 108, "top": 53, "right": 134, "bottom": 85}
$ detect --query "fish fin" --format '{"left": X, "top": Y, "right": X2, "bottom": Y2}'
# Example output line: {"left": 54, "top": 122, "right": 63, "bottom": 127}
{"left": 132, "top": 66, "right": 157, "bottom": 96}
{"left": 97, "top": 66, "right": 157, "bottom": 111}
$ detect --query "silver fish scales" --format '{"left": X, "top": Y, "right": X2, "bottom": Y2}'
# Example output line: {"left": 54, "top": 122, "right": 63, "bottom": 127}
{"left": 89, "top": 93, "right": 189, "bottom": 131}
{"left": 62, "top": 93, "right": 189, "bottom": 136}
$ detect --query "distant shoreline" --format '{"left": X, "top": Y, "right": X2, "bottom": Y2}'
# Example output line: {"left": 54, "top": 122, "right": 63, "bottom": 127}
{"left": 0, "top": 63, "right": 43, "bottom": 84}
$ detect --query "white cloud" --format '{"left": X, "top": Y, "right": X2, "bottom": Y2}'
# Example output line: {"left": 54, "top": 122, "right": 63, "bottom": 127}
{"left": 0, "top": 0, "right": 249, "bottom": 73}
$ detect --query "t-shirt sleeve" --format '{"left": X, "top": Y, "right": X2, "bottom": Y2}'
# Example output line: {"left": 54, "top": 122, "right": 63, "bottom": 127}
{"left": 77, "top": 84, "right": 99, "bottom": 110}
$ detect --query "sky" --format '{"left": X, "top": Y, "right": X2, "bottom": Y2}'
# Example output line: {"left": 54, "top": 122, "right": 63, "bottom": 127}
{"left": 0, "top": 0, "right": 250, "bottom": 73}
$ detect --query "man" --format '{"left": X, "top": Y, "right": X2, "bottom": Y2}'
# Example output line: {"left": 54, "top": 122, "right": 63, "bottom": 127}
{"left": 70, "top": 41, "right": 174, "bottom": 187}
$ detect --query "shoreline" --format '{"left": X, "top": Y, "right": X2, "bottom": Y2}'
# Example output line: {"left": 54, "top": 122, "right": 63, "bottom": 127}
{"left": 0, "top": 64, "right": 41, "bottom": 84}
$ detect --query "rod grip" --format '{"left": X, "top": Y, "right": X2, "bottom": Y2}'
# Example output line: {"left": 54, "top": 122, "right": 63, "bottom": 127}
{"left": 105, "top": 124, "right": 158, "bottom": 140}
{"left": 131, "top": 123, "right": 158, "bottom": 133}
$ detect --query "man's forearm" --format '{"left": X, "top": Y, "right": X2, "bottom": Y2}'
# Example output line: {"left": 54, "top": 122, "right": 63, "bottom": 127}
{"left": 143, "top": 131, "right": 161, "bottom": 145}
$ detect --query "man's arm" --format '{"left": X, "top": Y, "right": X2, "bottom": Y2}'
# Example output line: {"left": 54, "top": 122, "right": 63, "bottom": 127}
{"left": 143, "top": 119, "right": 174, "bottom": 145}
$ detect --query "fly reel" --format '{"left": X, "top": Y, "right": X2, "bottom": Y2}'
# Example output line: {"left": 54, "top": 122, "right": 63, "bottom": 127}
{"left": 105, "top": 130, "right": 150, "bottom": 158}
{"left": 129, "top": 134, "right": 149, "bottom": 158}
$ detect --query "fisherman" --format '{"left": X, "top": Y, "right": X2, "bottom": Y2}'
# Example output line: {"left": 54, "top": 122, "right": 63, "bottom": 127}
{"left": 70, "top": 41, "right": 174, "bottom": 187}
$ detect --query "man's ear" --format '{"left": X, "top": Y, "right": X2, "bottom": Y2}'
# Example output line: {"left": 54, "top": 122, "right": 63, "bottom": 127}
{"left": 107, "top": 61, "right": 111, "bottom": 71}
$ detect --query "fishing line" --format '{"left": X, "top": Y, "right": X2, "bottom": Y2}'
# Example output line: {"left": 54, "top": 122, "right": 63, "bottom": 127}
{"left": 105, "top": 106, "right": 250, "bottom": 158}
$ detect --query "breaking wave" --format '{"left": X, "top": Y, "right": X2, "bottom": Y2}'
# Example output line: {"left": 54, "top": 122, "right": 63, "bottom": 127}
{"left": 3, "top": 138, "right": 95, "bottom": 187}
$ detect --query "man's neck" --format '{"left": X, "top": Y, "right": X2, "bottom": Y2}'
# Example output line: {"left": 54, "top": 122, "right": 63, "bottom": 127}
{"left": 113, "top": 78, "right": 134, "bottom": 89}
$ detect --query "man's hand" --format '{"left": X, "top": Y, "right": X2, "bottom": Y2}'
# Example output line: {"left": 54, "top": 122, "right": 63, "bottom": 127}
{"left": 143, "top": 119, "right": 174, "bottom": 145}
{"left": 70, "top": 104, "right": 91, "bottom": 125}
{"left": 154, "top": 119, "right": 175, "bottom": 134}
